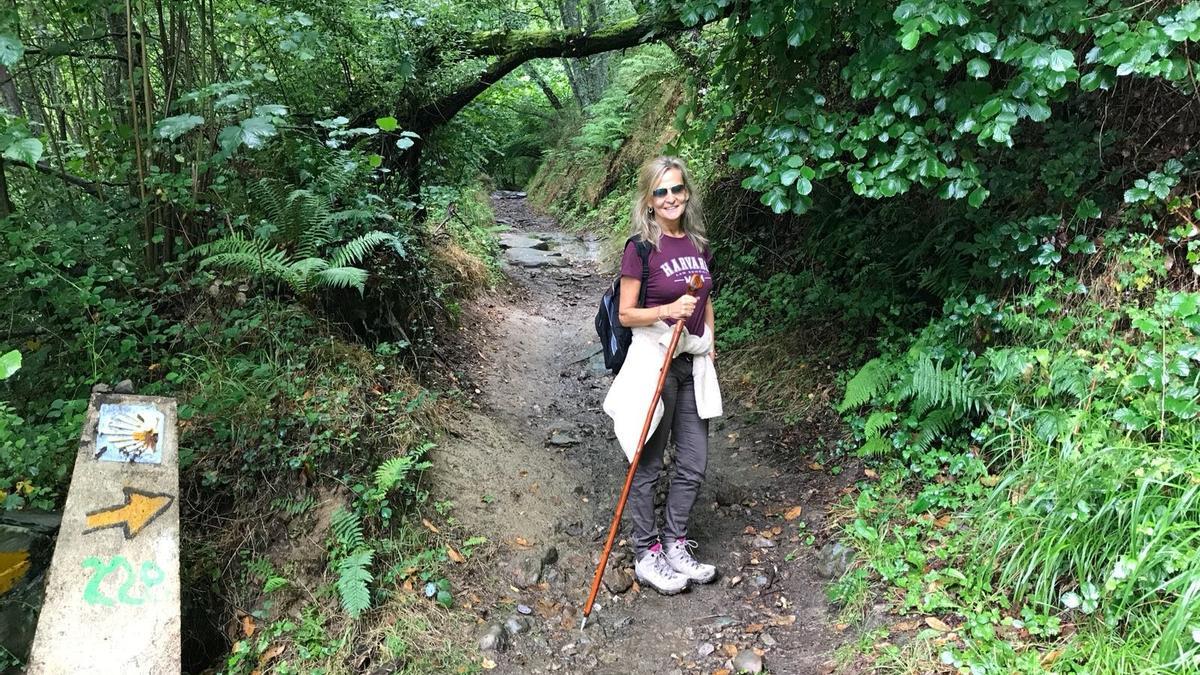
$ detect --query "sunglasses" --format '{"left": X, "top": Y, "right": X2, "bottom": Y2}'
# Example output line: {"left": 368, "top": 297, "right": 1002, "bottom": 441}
{"left": 652, "top": 184, "right": 687, "bottom": 198}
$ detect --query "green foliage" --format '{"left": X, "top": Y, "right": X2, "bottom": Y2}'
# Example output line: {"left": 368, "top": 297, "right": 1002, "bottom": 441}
{"left": 678, "top": 0, "right": 1200, "bottom": 216}
{"left": 839, "top": 358, "right": 893, "bottom": 412}
{"left": 375, "top": 448, "right": 433, "bottom": 495}
{"left": 335, "top": 549, "right": 374, "bottom": 619}
{"left": 572, "top": 47, "right": 677, "bottom": 155}
{"left": 0, "top": 351, "right": 18, "bottom": 381}
{"left": 329, "top": 508, "right": 376, "bottom": 619}
{"left": 330, "top": 508, "right": 367, "bottom": 552}
{"left": 194, "top": 179, "right": 404, "bottom": 296}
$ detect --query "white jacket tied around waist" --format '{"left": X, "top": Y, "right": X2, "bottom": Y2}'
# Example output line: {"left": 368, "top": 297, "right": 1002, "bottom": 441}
{"left": 603, "top": 321, "right": 723, "bottom": 463}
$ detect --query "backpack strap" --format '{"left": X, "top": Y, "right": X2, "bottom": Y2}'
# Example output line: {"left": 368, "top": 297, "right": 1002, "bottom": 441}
{"left": 627, "top": 236, "right": 652, "bottom": 308}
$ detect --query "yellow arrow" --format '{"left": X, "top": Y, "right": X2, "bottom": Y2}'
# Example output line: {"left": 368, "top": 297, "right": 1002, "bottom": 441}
{"left": 84, "top": 488, "right": 174, "bottom": 540}
{"left": 0, "top": 550, "right": 30, "bottom": 595}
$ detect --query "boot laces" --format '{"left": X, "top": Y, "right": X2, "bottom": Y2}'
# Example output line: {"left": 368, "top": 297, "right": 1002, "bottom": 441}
{"left": 670, "top": 539, "right": 703, "bottom": 570}
{"left": 652, "top": 549, "right": 679, "bottom": 577}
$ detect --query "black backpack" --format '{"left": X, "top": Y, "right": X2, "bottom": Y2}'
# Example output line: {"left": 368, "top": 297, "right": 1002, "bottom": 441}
{"left": 595, "top": 236, "right": 651, "bottom": 374}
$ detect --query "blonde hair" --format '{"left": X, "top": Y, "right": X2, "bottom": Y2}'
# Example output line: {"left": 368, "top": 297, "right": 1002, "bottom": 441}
{"left": 630, "top": 156, "right": 709, "bottom": 252}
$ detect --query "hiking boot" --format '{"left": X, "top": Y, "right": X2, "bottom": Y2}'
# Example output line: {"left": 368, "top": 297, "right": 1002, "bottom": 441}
{"left": 664, "top": 539, "right": 717, "bottom": 584}
{"left": 634, "top": 543, "right": 689, "bottom": 595}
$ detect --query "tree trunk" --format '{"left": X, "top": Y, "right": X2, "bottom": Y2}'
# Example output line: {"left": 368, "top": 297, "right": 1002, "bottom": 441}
{"left": 0, "top": 66, "right": 22, "bottom": 116}
{"left": 522, "top": 64, "right": 563, "bottom": 110}
{"left": 556, "top": 0, "right": 610, "bottom": 109}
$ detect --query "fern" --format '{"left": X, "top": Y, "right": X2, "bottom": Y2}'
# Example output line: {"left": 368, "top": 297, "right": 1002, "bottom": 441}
{"left": 839, "top": 358, "right": 893, "bottom": 411}
{"left": 858, "top": 436, "right": 892, "bottom": 456}
{"left": 330, "top": 508, "right": 365, "bottom": 551}
{"left": 335, "top": 549, "right": 374, "bottom": 619}
{"left": 1033, "top": 408, "right": 1070, "bottom": 443}
{"left": 313, "top": 266, "right": 368, "bottom": 291}
{"left": 908, "top": 359, "right": 985, "bottom": 414}
{"left": 245, "top": 557, "right": 275, "bottom": 581}
{"left": 263, "top": 576, "right": 289, "bottom": 594}
{"left": 375, "top": 455, "right": 416, "bottom": 492}
{"left": 909, "top": 408, "right": 959, "bottom": 454}
{"left": 864, "top": 410, "right": 898, "bottom": 439}
{"left": 1049, "top": 354, "right": 1093, "bottom": 401}
{"left": 330, "top": 231, "right": 401, "bottom": 268}
{"left": 196, "top": 178, "right": 398, "bottom": 296}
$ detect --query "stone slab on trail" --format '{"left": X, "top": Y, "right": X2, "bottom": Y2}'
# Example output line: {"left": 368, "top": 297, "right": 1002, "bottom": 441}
{"left": 27, "top": 394, "right": 180, "bottom": 675}
{"left": 498, "top": 233, "right": 550, "bottom": 250}
{"left": 505, "top": 247, "right": 566, "bottom": 268}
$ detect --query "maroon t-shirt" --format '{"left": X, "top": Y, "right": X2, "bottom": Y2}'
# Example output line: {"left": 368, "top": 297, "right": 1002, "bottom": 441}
{"left": 620, "top": 234, "right": 713, "bottom": 338}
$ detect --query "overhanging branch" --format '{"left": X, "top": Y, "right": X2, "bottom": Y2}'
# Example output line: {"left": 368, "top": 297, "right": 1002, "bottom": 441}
{"left": 462, "top": 11, "right": 701, "bottom": 59}
{"left": 414, "top": 6, "right": 735, "bottom": 129}
{"left": 7, "top": 160, "right": 126, "bottom": 197}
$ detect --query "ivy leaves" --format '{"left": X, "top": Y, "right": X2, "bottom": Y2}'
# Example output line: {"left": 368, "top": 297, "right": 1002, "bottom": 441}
{"left": 154, "top": 114, "right": 205, "bottom": 141}
{"left": 0, "top": 34, "right": 23, "bottom": 67}
{"left": 151, "top": 77, "right": 291, "bottom": 161}
{"left": 682, "top": 0, "right": 1197, "bottom": 217}
{"left": 2, "top": 136, "right": 42, "bottom": 164}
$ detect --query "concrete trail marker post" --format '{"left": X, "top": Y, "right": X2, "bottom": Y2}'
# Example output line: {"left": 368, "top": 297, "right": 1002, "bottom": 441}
{"left": 28, "top": 394, "right": 181, "bottom": 674}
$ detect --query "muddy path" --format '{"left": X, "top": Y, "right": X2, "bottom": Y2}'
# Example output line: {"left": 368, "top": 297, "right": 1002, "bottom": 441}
{"left": 431, "top": 192, "right": 858, "bottom": 675}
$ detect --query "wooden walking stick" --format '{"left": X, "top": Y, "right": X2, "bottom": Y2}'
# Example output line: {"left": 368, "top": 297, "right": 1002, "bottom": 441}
{"left": 582, "top": 273, "right": 704, "bottom": 629}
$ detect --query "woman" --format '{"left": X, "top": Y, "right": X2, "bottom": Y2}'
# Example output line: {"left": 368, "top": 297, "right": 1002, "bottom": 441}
{"left": 603, "top": 155, "right": 723, "bottom": 595}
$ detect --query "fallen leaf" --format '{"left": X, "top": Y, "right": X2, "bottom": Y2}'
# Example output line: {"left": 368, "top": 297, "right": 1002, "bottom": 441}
{"left": 242, "top": 615, "right": 255, "bottom": 638}
{"left": 402, "top": 578, "right": 414, "bottom": 592}
{"left": 257, "top": 644, "right": 284, "bottom": 669}
{"left": 421, "top": 518, "right": 440, "bottom": 534}
{"left": 925, "top": 616, "right": 951, "bottom": 632}
{"left": 535, "top": 598, "right": 559, "bottom": 619}
{"left": 1040, "top": 649, "right": 1063, "bottom": 666}
{"left": 863, "top": 468, "right": 878, "bottom": 478}
{"left": 783, "top": 505, "right": 804, "bottom": 521}
{"left": 722, "top": 644, "right": 738, "bottom": 657}
{"left": 481, "top": 657, "right": 497, "bottom": 670}
{"left": 744, "top": 623, "right": 764, "bottom": 633}
{"left": 447, "top": 546, "right": 465, "bottom": 563}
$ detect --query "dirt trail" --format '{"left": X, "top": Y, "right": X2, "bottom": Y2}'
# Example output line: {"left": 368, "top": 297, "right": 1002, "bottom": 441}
{"left": 432, "top": 192, "right": 856, "bottom": 675}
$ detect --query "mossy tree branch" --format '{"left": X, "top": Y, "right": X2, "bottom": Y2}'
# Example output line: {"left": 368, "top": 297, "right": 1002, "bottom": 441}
{"left": 388, "top": 5, "right": 736, "bottom": 215}
{"left": 413, "top": 6, "right": 735, "bottom": 130}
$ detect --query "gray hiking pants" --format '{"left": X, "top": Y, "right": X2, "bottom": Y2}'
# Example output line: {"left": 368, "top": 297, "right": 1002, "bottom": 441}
{"left": 629, "top": 353, "right": 709, "bottom": 556}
